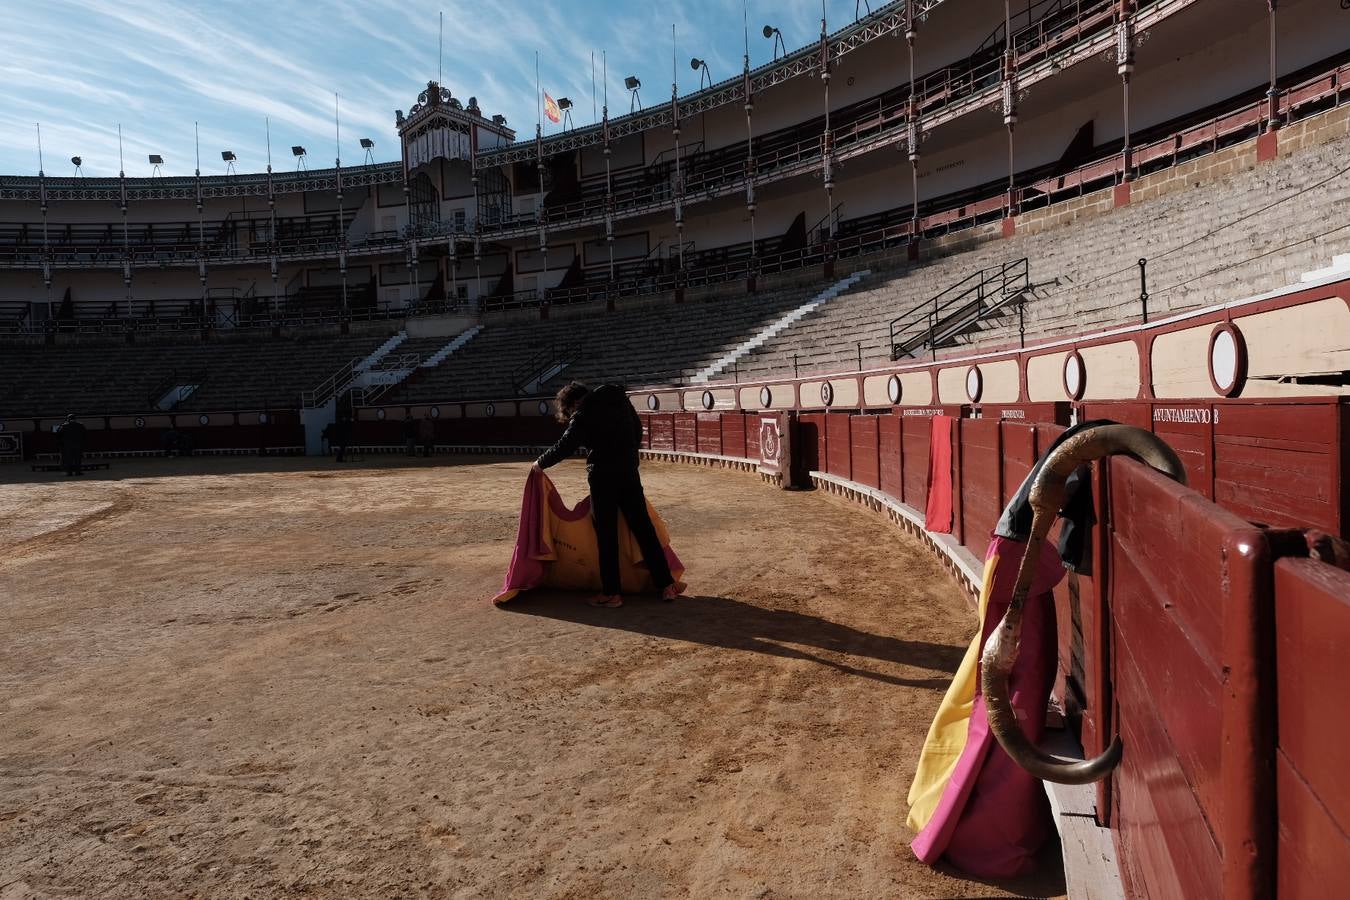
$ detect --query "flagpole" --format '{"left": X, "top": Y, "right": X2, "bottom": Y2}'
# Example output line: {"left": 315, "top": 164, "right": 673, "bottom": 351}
{"left": 591, "top": 51, "right": 597, "bottom": 125}
{"left": 536, "top": 50, "right": 541, "bottom": 135}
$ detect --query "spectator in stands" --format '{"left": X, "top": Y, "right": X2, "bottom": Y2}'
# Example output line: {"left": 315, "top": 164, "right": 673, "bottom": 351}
{"left": 403, "top": 412, "right": 418, "bottom": 457}
{"left": 419, "top": 414, "right": 436, "bottom": 458}
{"left": 333, "top": 415, "right": 352, "bottom": 463}
{"left": 533, "top": 382, "right": 681, "bottom": 608}
{"left": 55, "top": 414, "right": 86, "bottom": 476}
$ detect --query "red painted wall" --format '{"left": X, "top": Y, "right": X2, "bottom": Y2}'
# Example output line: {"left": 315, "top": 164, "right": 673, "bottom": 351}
{"left": 1273, "top": 558, "right": 1350, "bottom": 899}
{"left": 849, "top": 416, "right": 880, "bottom": 490}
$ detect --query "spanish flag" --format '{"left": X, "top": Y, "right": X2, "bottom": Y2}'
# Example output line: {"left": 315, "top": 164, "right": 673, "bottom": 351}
{"left": 543, "top": 92, "right": 561, "bottom": 124}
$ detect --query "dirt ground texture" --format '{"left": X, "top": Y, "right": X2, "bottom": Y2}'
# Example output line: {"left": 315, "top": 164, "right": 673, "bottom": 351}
{"left": 0, "top": 456, "right": 1063, "bottom": 899}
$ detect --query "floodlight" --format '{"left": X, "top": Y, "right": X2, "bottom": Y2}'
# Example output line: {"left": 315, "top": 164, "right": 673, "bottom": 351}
{"left": 70, "top": 156, "right": 82, "bottom": 166}
{"left": 624, "top": 75, "right": 640, "bottom": 90}
{"left": 359, "top": 138, "right": 374, "bottom": 149}
{"left": 221, "top": 151, "right": 236, "bottom": 161}
{"left": 291, "top": 145, "right": 306, "bottom": 157}
{"left": 764, "top": 25, "right": 786, "bottom": 60}
{"left": 148, "top": 154, "right": 163, "bottom": 165}
{"left": 556, "top": 97, "right": 573, "bottom": 110}
{"left": 691, "top": 57, "right": 711, "bottom": 89}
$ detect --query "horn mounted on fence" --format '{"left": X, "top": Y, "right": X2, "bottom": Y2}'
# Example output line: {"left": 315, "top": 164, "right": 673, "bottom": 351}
{"left": 980, "top": 424, "right": 1186, "bottom": 785}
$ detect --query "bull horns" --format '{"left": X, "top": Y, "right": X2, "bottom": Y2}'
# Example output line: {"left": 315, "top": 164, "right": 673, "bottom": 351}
{"left": 980, "top": 424, "right": 1186, "bottom": 785}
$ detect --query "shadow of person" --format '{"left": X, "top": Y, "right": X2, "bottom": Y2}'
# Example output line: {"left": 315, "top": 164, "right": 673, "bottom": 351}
{"left": 502, "top": 591, "right": 965, "bottom": 690}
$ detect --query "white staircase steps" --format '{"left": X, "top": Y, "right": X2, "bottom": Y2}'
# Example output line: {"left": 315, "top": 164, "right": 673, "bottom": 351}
{"left": 356, "top": 331, "right": 409, "bottom": 371}
{"left": 421, "top": 325, "right": 483, "bottom": 367}
{"left": 690, "top": 271, "right": 871, "bottom": 383}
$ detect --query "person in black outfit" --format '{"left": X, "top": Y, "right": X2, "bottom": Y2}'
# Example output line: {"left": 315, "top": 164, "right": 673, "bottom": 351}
{"left": 533, "top": 382, "right": 682, "bottom": 608}
{"left": 333, "top": 415, "right": 351, "bottom": 463}
{"left": 402, "top": 412, "right": 418, "bottom": 457}
{"left": 56, "top": 414, "right": 86, "bottom": 476}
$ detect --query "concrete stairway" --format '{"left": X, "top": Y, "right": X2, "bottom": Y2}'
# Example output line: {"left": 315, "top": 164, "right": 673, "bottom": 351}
{"left": 690, "top": 271, "right": 871, "bottom": 383}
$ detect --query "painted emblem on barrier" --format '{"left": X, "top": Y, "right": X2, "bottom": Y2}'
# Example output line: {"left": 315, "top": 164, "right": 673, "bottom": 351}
{"left": 820, "top": 382, "right": 834, "bottom": 406}
{"left": 760, "top": 418, "right": 780, "bottom": 464}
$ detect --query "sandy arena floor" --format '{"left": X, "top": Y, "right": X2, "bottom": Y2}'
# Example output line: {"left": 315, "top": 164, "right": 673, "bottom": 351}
{"left": 0, "top": 456, "right": 1063, "bottom": 899}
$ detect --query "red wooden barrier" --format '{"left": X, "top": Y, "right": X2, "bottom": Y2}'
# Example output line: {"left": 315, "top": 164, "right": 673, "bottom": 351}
{"left": 673, "top": 413, "right": 697, "bottom": 453}
{"left": 850, "top": 415, "right": 880, "bottom": 490}
{"left": 1149, "top": 402, "right": 1214, "bottom": 500}
{"left": 1214, "top": 401, "right": 1344, "bottom": 534}
{"left": 745, "top": 413, "right": 762, "bottom": 461}
{"left": 696, "top": 412, "right": 722, "bottom": 455}
{"left": 799, "top": 412, "right": 826, "bottom": 472}
{"left": 649, "top": 413, "right": 675, "bottom": 451}
{"left": 1106, "top": 459, "right": 1273, "bottom": 900}
{"left": 957, "top": 418, "right": 1002, "bottom": 559}
{"left": 721, "top": 413, "right": 747, "bottom": 459}
{"left": 901, "top": 414, "right": 932, "bottom": 510}
{"left": 1273, "top": 558, "right": 1350, "bottom": 899}
{"left": 879, "top": 415, "right": 903, "bottom": 500}
{"left": 826, "top": 413, "right": 852, "bottom": 480}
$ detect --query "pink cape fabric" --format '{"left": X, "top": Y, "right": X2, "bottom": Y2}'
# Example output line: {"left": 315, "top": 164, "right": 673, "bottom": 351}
{"left": 924, "top": 415, "right": 954, "bottom": 533}
{"left": 910, "top": 533, "right": 1066, "bottom": 878}
{"left": 493, "top": 468, "right": 684, "bottom": 604}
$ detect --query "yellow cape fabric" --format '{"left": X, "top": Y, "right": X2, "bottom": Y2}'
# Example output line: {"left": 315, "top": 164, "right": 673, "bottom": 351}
{"left": 905, "top": 550, "right": 999, "bottom": 831}
{"left": 495, "top": 475, "right": 685, "bottom": 604}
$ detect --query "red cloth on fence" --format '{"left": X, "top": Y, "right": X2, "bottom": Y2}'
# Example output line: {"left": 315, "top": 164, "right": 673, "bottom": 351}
{"left": 924, "top": 415, "right": 954, "bottom": 533}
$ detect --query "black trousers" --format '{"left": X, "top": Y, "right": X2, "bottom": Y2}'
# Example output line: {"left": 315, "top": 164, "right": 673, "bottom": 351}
{"left": 589, "top": 471, "right": 674, "bottom": 596}
{"left": 61, "top": 447, "right": 83, "bottom": 475}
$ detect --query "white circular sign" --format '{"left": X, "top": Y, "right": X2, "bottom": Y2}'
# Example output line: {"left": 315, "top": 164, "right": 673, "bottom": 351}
{"left": 258, "top": 412, "right": 269, "bottom": 425}
{"left": 134, "top": 417, "right": 145, "bottom": 428}
{"left": 820, "top": 382, "right": 834, "bottom": 406}
{"left": 1210, "top": 327, "right": 1239, "bottom": 394}
{"left": 538, "top": 400, "right": 550, "bottom": 416}
{"left": 887, "top": 374, "right": 902, "bottom": 405}
{"left": 430, "top": 406, "right": 441, "bottom": 419}
{"left": 198, "top": 414, "right": 210, "bottom": 426}
{"left": 646, "top": 394, "right": 660, "bottom": 411}
{"left": 701, "top": 390, "right": 715, "bottom": 410}
{"left": 485, "top": 402, "right": 496, "bottom": 417}
{"left": 759, "top": 386, "right": 772, "bottom": 408}
{"left": 1064, "top": 352, "right": 1086, "bottom": 400}
{"left": 375, "top": 408, "right": 386, "bottom": 420}
{"left": 965, "top": 366, "right": 983, "bottom": 403}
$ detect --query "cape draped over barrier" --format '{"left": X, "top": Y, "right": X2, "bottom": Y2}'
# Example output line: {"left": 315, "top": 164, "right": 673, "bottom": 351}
{"left": 924, "top": 415, "right": 954, "bottom": 533}
{"left": 907, "top": 421, "right": 1104, "bottom": 877}
{"left": 493, "top": 469, "right": 685, "bottom": 605}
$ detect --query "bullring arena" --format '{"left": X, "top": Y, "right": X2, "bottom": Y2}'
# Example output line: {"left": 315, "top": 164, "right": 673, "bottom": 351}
{"left": 3, "top": 0, "right": 1350, "bottom": 896}
{"left": 1, "top": 457, "right": 1055, "bottom": 898}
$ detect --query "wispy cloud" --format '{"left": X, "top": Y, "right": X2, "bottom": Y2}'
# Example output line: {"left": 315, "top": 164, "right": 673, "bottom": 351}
{"left": 0, "top": 0, "right": 872, "bottom": 177}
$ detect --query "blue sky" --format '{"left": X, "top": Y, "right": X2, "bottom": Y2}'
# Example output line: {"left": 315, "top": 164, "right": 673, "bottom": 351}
{"left": 0, "top": 0, "right": 877, "bottom": 178}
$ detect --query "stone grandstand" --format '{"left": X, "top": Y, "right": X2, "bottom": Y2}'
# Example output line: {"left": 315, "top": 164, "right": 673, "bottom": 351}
{"left": 3, "top": 106, "right": 1349, "bottom": 420}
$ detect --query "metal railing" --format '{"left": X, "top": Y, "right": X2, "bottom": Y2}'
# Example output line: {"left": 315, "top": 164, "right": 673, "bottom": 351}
{"left": 511, "top": 341, "right": 583, "bottom": 395}
{"left": 889, "top": 258, "right": 1029, "bottom": 359}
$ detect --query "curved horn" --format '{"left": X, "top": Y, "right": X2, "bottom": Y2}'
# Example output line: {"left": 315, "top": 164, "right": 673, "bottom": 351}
{"left": 980, "top": 424, "right": 1186, "bottom": 785}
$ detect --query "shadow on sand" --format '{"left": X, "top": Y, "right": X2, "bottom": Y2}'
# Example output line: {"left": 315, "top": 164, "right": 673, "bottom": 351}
{"left": 501, "top": 591, "right": 966, "bottom": 690}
